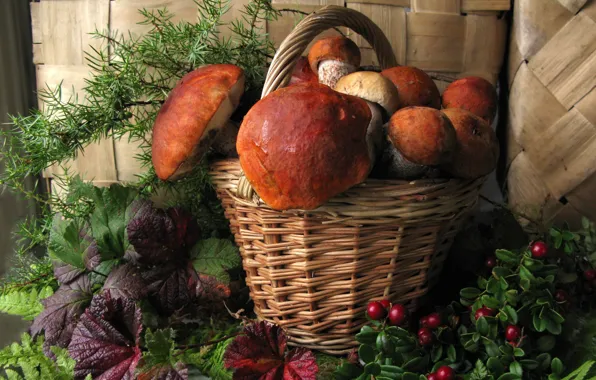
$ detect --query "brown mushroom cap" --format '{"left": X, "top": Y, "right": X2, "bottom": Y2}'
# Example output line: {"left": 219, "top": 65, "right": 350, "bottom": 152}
{"left": 380, "top": 66, "right": 441, "bottom": 109}
{"left": 387, "top": 107, "right": 456, "bottom": 166}
{"left": 151, "top": 64, "right": 245, "bottom": 181}
{"left": 307, "top": 37, "right": 361, "bottom": 74}
{"left": 442, "top": 76, "right": 498, "bottom": 125}
{"left": 288, "top": 56, "right": 318, "bottom": 86}
{"left": 441, "top": 108, "right": 499, "bottom": 179}
{"left": 237, "top": 82, "right": 372, "bottom": 210}
{"left": 334, "top": 71, "right": 400, "bottom": 117}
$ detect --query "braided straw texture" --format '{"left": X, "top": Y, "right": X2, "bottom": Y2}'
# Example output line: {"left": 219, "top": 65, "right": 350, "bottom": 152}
{"left": 209, "top": 5, "right": 487, "bottom": 354}
{"left": 506, "top": 0, "right": 596, "bottom": 228}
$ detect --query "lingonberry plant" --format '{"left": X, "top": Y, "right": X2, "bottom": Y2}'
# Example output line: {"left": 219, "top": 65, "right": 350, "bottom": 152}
{"left": 335, "top": 238, "right": 596, "bottom": 380}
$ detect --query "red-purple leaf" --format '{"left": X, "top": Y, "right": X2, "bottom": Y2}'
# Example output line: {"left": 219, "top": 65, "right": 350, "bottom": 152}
{"left": 196, "top": 274, "right": 231, "bottom": 303}
{"left": 142, "top": 264, "right": 197, "bottom": 316}
{"left": 224, "top": 322, "right": 318, "bottom": 380}
{"left": 283, "top": 348, "right": 318, "bottom": 380}
{"left": 84, "top": 241, "right": 101, "bottom": 271}
{"left": 68, "top": 291, "right": 142, "bottom": 380}
{"left": 53, "top": 260, "right": 85, "bottom": 285}
{"left": 30, "top": 275, "right": 92, "bottom": 355}
{"left": 126, "top": 202, "right": 200, "bottom": 265}
{"left": 102, "top": 264, "right": 147, "bottom": 300}
{"left": 138, "top": 363, "right": 188, "bottom": 380}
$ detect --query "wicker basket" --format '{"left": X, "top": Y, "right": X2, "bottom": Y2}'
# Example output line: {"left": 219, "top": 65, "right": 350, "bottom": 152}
{"left": 209, "top": 5, "right": 487, "bottom": 355}
{"left": 506, "top": 0, "right": 596, "bottom": 229}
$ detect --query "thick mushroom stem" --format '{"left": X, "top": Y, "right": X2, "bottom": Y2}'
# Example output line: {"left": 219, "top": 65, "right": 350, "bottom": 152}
{"left": 364, "top": 100, "right": 384, "bottom": 166}
{"left": 212, "top": 120, "right": 240, "bottom": 157}
{"left": 318, "top": 60, "right": 357, "bottom": 88}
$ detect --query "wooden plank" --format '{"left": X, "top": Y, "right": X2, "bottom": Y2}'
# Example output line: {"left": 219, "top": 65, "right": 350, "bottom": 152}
{"left": 575, "top": 87, "right": 596, "bottom": 126}
{"left": 406, "top": 13, "right": 465, "bottom": 72}
{"left": 40, "top": 0, "right": 110, "bottom": 65}
{"left": 346, "top": 2, "right": 406, "bottom": 65}
{"left": 507, "top": 63, "right": 568, "bottom": 164}
{"left": 557, "top": 0, "right": 589, "bottom": 14}
{"left": 267, "top": 3, "right": 344, "bottom": 51}
{"left": 110, "top": 0, "right": 198, "bottom": 38}
{"left": 528, "top": 12, "right": 596, "bottom": 109}
{"left": 272, "top": 0, "right": 343, "bottom": 4}
{"left": 411, "top": 0, "right": 461, "bottom": 14}
{"left": 346, "top": 0, "right": 410, "bottom": 6}
{"left": 113, "top": 133, "right": 146, "bottom": 182}
{"left": 567, "top": 172, "right": 596, "bottom": 222}
{"left": 30, "top": 2, "right": 41, "bottom": 44}
{"left": 461, "top": 14, "right": 506, "bottom": 81}
{"left": 36, "top": 65, "right": 117, "bottom": 182}
{"left": 461, "top": 0, "right": 510, "bottom": 11}
{"left": 33, "top": 44, "right": 44, "bottom": 65}
{"left": 525, "top": 109, "right": 596, "bottom": 200}
{"left": 584, "top": 0, "right": 596, "bottom": 22}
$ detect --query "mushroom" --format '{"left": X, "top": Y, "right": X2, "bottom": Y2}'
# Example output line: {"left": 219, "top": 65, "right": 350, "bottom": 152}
{"left": 151, "top": 64, "right": 245, "bottom": 180}
{"left": 441, "top": 108, "right": 499, "bottom": 179}
{"left": 334, "top": 71, "right": 400, "bottom": 163}
{"left": 288, "top": 56, "right": 318, "bottom": 86}
{"left": 387, "top": 107, "right": 457, "bottom": 166}
{"left": 237, "top": 82, "right": 372, "bottom": 210}
{"left": 442, "top": 76, "right": 498, "bottom": 125}
{"left": 307, "top": 37, "right": 361, "bottom": 88}
{"left": 380, "top": 66, "right": 441, "bottom": 109}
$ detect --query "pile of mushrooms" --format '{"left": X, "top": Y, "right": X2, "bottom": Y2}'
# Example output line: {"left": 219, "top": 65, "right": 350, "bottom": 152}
{"left": 151, "top": 36, "right": 499, "bottom": 211}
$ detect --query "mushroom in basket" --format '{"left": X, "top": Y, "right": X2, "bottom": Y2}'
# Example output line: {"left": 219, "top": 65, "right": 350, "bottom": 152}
{"left": 442, "top": 76, "right": 498, "bottom": 125}
{"left": 307, "top": 36, "right": 361, "bottom": 88}
{"left": 236, "top": 82, "right": 374, "bottom": 211}
{"left": 288, "top": 56, "right": 318, "bottom": 86}
{"left": 381, "top": 66, "right": 441, "bottom": 109}
{"left": 151, "top": 64, "right": 245, "bottom": 181}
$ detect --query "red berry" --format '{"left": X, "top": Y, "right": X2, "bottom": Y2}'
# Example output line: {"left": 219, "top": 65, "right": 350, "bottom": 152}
{"left": 418, "top": 327, "right": 433, "bottom": 346}
{"left": 554, "top": 289, "right": 569, "bottom": 303}
{"left": 420, "top": 315, "right": 430, "bottom": 327}
{"left": 379, "top": 299, "right": 391, "bottom": 309}
{"left": 427, "top": 373, "right": 438, "bottom": 380}
{"left": 436, "top": 365, "right": 455, "bottom": 380}
{"left": 531, "top": 241, "right": 548, "bottom": 258}
{"left": 367, "top": 301, "right": 386, "bottom": 320}
{"left": 485, "top": 256, "right": 497, "bottom": 269}
{"left": 425, "top": 313, "right": 442, "bottom": 329}
{"left": 474, "top": 307, "right": 495, "bottom": 320}
{"left": 505, "top": 325, "right": 521, "bottom": 342}
{"left": 388, "top": 304, "right": 408, "bottom": 326}
{"left": 584, "top": 269, "right": 596, "bottom": 281}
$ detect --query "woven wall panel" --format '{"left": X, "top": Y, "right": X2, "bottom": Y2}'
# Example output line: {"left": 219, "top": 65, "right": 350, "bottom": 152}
{"left": 506, "top": 0, "right": 596, "bottom": 227}
{"left": 32, "top": 0, "right": 509, "bottom": 188}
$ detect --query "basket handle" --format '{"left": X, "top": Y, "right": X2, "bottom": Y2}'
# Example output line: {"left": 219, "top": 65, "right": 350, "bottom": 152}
{"left": 236, "top": 5, "right": 397, "bottom": 201}
{"left": 261, "top": 5, "right": 398, "bottom": 98}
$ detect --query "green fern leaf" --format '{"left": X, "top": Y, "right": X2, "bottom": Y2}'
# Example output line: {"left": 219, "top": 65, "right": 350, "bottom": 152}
{"left": 0, "top": 286, "right": 53, "bottom": 320}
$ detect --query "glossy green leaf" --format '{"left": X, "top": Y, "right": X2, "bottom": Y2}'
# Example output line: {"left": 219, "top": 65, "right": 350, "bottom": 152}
{"left": 533, "top": 314, "right": 547, "bottom": 332}
{"left": 536, "top": 335, "right": 556, "bottom": 352}
{"left": 380, "top": 365, "right": 404, "bottom": 374}
{"left": 431, "top": 344, "right": 443, "bottom": 363}
{"left": 519, "top": 266, "right": 535, "bottom": 281}
{"left": 510, "top": 362, "right": 523, "bottom": 376}
{"left": 519, "top": 359, "right": 539, "bottom": 370}
{"left": 483, "top": 338, "right": 500, "bottom": 357}
{"left": 502, "top": 305, "right": 518, "bottom": 324}
{"left": 537, "top": 353, "right": 552, "bottom": 370}
{"left": 520, "top": 278, "right": 531, "bottom": 291}
{"left": 481, "top": 295, "right": 500, "bottom": 309}
{"left": 359, "top": 344, "right": 376, "bottom": 364}
{"left": 513, "top": 348, "right": 525, "bottom": 357}
{"left": 497, "top": 374, "right": 521, "bottom": 380}
{"left": 335, "top": 362, "right": 364, "bottom": 380}
{"left": 447, "top": 345, "right": 456, "bottom": 363}
{"left": 549, "top": 309, "right": 565, "bottom": 324}
{"left": 551, "top": 358, "right": 564, "bottom": 376}
{"left": 364, "top": 362, "right": 381, "bottom": 376}
{"left": 487, "top": 357, "right": 505, "bottom": 377}
{"left": 460, "top": 287, "right": 482, "bottom": 300}
{"left": 357, "top": 327, "right": 379, "bottom": 345}
{"left": 546, "top": 319, "right": 562, "bottom": 335}
{"left": 558, "top": 272, "right": 578, "bottom": 284}
{"left": 496, "top": 249, "right": 519, "bottom": 264}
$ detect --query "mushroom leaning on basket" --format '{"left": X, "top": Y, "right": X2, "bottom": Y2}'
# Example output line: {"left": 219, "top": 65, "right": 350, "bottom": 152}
{"left": 334, "top": 71, "right": 400, "bottom": 164}
{"left": 288, "top": 56, "right": 318, "bottom": 86}
{"left": 307, "top": 36, "right": 361, "bottom": 88}
{"left": 151, "top": 64, "right": 245, "bottom": 181}
{"left": 236, "top": 82, "right": 374, "bottom": 211}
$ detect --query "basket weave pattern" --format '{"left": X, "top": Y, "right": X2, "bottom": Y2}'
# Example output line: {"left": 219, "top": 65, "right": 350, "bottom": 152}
{"left": 506, "top": 0, "right": 596, "bottom": 227}
{"left": 211, "top": 161, "right": 484, "bottom": 353}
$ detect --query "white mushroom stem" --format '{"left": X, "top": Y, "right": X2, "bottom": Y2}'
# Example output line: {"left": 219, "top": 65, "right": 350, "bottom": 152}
{"left": 318, "top": 60, "right": 356, "bottom": 88}
{"left": 364, "top": 100, "right": 384, "bottom": 167}
{"left": 212, "top": 120, "right": 240, "bottom": 157}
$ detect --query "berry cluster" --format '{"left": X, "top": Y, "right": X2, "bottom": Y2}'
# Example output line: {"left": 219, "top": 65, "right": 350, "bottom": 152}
{"left": 366, "top": 300, "right": 408, "bottom": 326}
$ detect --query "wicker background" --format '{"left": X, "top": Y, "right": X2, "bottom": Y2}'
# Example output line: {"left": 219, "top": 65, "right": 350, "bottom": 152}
{"left": 31, "top": 0, "right": 509, "bottom": 191}
{"left": 506, "top": 0, "right": 596, "bottom": 228}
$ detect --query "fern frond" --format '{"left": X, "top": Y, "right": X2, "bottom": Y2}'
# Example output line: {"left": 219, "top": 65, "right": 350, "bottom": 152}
{"left": 563, "top": 361, "right": 596, "bottom": 380}
{"left": 0, "top": 286, "right": 53, "bottom": 320}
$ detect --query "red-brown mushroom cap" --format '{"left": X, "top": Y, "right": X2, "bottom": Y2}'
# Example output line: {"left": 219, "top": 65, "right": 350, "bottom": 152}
{"left": 288, "top": 56, "right": 318, "bottom": 86}
{"left": 442, "top": 76, "right": 498, "bottom": 125}
{"left": 151, "top": 64, "right": 245, "bottom": 181}
{"left": 441, "top": 108, "right": 499, "bottom": 179}
{"left": 380, "top": 66, "right": 441, "bottom": 109}
{"left": 387, "top": 107, "right": 456, "bottom": 166}
{"left": 307, "top": 37, "right": 361, "bottom": 74}
{"left": 237, "top": 82, "right": 372, "bottom": 210}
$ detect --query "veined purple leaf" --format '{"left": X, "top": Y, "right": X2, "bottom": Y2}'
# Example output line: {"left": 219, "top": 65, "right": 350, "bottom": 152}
{"left": 142, "top": 264, "right": 197, "bottom": 316}
{"left": 84, "top": 241, "right": 101, "bottom": 271}
{"left": 102, "top": 264, "right": 147, "bottom": 300}
{"left": 138, "top": 363, "right": 188, "bottom": 380}
{"left": 68, "top": 291, "right": 142, "bottom": 380}
{"left": 30, "top": 275, "right": 92, "bottom": 355}
{"left": 126, "top": 201, "right": 199, "bottom": 265}
{"left": 53, "top": 260, "right": 85, "bottom": 285}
